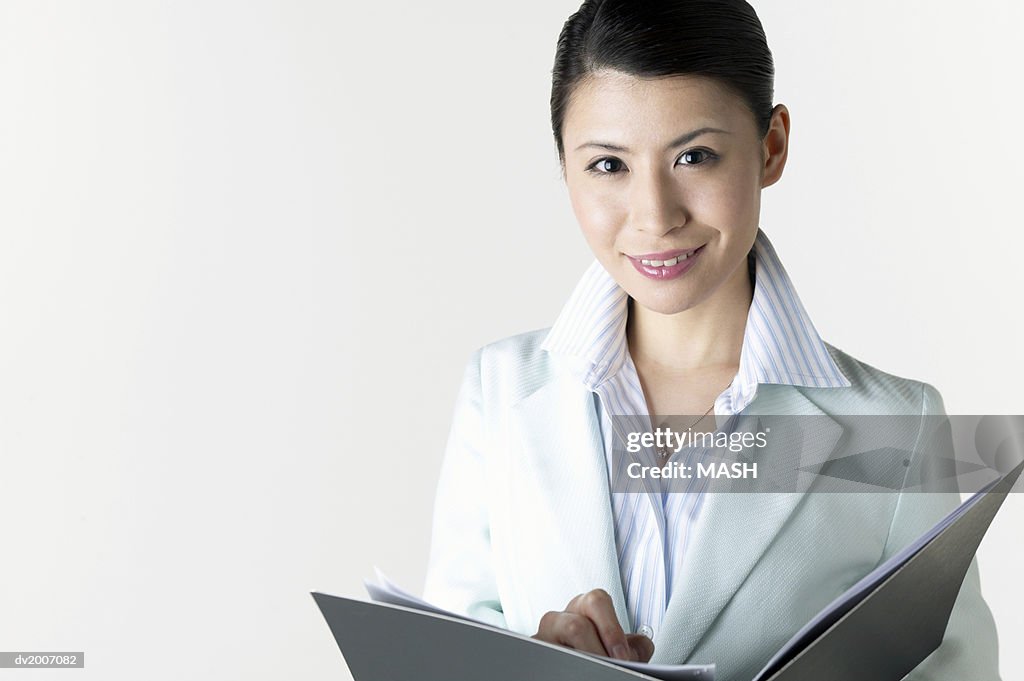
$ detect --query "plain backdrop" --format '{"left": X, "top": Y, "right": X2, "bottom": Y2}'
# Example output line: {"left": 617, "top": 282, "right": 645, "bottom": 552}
{"left": 0, "top": 1, "right": 1021, "bottom": 679}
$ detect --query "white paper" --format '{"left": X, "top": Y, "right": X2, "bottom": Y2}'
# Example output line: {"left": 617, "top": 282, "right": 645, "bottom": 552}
{"left": 362, "top": 567, "right": 486, "bottom": 625}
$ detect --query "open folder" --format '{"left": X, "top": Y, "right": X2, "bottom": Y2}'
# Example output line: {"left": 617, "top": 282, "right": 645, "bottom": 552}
{"left": 313, "top": 459, "right": 1022, "bottom": 681}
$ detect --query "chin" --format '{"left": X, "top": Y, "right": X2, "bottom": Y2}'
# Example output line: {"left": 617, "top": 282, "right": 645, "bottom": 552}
{"left": 629, "top": 289, "right": 702, "bottom": 316}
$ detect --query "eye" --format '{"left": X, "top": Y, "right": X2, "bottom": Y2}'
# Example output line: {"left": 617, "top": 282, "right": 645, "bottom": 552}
{"left": 584, "top": 157, "right": 626, "bottom": 176}
{"left": 678, "top": 148, "right": 716, "bottom": 166}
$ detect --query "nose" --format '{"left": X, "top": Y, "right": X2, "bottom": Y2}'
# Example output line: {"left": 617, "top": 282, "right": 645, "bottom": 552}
{"left": 628, "top": 168, "right": 688, "bottom": 237}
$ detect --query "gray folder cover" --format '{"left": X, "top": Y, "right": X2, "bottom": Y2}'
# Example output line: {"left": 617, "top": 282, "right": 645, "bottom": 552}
{"left": 311, "top": 594, "right": 709, "bottom": 681}
{"left": 313, "top": 459, "right": 1021, "bottom": 681}
{"left": 758, "top": 457, "right": 1021, "bottom": 681}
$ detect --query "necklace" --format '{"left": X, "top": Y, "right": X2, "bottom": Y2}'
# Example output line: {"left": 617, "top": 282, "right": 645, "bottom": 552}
{"left": 655, "top": 403, "right": 716, "bottom": 459}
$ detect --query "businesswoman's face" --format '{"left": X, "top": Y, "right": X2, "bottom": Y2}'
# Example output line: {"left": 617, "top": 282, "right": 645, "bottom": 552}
{"left": 562, "top": 70, "right": 789, "bottom": 315}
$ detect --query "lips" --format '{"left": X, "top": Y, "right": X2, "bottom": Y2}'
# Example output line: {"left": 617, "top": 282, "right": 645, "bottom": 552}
{"left": 626, "top": 245, "right": 704, "bottom": 280}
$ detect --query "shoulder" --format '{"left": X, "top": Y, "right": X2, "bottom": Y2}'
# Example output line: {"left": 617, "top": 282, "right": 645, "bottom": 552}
{"left": 460, "top": 327, "right": 560, "bottom": 406}
{"left": 476, "top": 327, "right": 552, "bottom": 368}
{"left": 810, "top": 341, "right": 945, "bottom": 416}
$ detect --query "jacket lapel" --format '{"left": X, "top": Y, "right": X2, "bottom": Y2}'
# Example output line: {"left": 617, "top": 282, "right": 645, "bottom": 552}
{"left": 651, "top": 385, "right": 845, "bottom": 664}
{"left": 507, "top": 367, "right": 632, "bottom": 633}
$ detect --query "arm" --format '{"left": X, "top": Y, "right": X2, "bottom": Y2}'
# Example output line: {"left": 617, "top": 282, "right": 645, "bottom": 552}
{"left": 421, "top": 350, "right": 653, "bottom": 660}
{"left": 422, "top": 348, "right": 507, "bottom": 628}
{"left": 882, "top": 383, "right": 1001, "bottom": 681}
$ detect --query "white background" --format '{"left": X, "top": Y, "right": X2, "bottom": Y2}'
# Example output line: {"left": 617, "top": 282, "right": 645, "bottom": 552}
{"left": 0, "top": 1, "right": 1021, "bottom": 679}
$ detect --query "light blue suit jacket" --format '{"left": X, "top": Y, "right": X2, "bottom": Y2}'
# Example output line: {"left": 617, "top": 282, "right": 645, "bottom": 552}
{"left": 423, "top": 328, "right": 1001, "bottom": 681}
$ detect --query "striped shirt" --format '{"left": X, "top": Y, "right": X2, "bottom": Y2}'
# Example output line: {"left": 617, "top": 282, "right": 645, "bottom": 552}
{"left": 539, "top": 227, "right": 850, "bottom": 639}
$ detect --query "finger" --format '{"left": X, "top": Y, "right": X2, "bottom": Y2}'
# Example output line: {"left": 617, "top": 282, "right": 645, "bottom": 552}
{"left": 626, "top": 633, "right": 655, "bottom": 663}
{"left": 538, "top": 611, "right": 607, "bottom": 656}
{"left": 567, "top": 589, "right": 632, "bottom": 661}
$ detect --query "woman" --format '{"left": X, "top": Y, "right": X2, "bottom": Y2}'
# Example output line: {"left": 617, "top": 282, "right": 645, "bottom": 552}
{"left": 422, "top": 2, "right": 1001, "bottom": 680}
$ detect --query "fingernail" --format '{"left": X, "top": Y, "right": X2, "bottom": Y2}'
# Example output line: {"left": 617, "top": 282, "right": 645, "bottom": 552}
{"left": 612, "top": 644, "right": 629, "bottom": 660}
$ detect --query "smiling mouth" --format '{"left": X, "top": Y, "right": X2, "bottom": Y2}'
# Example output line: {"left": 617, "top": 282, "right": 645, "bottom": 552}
{"left": 630, "top": 246, "right": 703, "bottom": 267}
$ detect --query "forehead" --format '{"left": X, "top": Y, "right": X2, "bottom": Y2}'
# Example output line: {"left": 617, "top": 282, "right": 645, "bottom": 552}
{"left": 563, "top": 69, "right": 753, "bottom": 148}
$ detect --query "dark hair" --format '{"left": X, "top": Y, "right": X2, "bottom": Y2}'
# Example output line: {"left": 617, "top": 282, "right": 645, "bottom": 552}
{"left": 550, "top": 0, "right": 775, "bottom": 165}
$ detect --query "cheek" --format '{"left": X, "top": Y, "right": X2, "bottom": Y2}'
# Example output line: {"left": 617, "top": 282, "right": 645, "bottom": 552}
{"left": 570, "top": 187, "right": 622, "bottom": 246}
{"left": 691, "top": 167, "right": 761, "bottom": 225}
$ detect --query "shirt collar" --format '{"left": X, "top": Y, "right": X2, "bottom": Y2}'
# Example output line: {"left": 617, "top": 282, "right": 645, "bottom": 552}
{"left": 540, "top": 227, "right": 851, "bottom": 400}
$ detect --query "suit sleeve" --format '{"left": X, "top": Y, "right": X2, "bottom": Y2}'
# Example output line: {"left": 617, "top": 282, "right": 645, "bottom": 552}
{"left": 422, "top": 348, "right": 508, "bottom": 628}
{"left": 882, "top": 383, "right": 1001, "bottom": 681}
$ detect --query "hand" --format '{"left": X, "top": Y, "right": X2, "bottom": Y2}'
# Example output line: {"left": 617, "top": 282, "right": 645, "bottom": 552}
{"left": 531, "top": 589, "right": 655, "bottom": 662}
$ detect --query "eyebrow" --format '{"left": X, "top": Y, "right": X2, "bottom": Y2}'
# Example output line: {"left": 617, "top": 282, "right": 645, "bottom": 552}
{"left": 573, "top": 127, "right": 731, "bottom": 153}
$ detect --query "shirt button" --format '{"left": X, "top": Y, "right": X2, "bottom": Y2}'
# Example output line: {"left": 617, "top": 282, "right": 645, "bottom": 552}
{"left": 637, "top": 624, "right": 654, "bottom": 640}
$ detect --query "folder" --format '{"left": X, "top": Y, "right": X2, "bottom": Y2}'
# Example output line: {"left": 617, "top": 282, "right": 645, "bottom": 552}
{"left": 313, "top": 458, "right": 1022, "bottom": 681}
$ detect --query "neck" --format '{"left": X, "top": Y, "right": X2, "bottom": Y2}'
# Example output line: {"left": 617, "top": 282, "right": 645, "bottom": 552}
{"left": 627, "top": 255, "right": 754, "bottom": 373}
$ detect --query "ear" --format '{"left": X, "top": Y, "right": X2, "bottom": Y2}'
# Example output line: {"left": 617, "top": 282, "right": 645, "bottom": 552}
{"left": 760, "top": 104, "right": 790, "bottom": 188}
